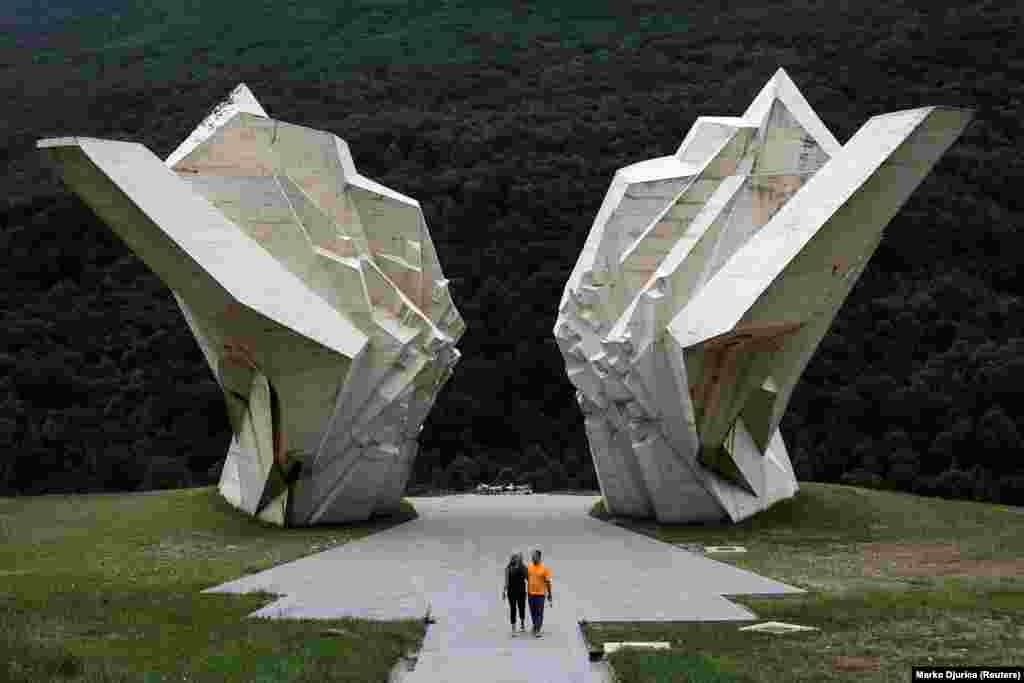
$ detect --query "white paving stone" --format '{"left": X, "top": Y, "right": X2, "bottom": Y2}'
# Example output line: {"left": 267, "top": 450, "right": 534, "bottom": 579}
{"left": 739, "top": 621, "right": 819, "bottom": 633}
{"left": 603, "top": 642, "right": 671, "bottom": 655}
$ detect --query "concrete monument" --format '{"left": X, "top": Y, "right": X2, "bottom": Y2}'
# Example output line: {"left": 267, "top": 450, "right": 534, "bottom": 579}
{"left": 38, "top": 84, "right": 464, "bottom": 526}
{"left": 555, "top": 69, "right": 972, "bottom": 523}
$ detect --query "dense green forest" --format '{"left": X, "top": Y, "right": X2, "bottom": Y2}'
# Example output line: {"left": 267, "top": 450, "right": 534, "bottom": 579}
{"left": 2, "top": 0, "right": 1021, "bottom": 505}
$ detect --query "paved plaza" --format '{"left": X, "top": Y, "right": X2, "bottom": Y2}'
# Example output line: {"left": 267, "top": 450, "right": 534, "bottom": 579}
{"left": 205, "top": 494, "right": 803, "bottom": 682}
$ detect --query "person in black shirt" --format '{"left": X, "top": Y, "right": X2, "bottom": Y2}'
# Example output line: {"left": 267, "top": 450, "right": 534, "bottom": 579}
{"left": 502, "top": 552, "right": 527, "bottom": 634}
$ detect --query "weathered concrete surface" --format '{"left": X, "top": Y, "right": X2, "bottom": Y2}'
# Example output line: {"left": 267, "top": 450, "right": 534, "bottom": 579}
{"left": 38, "top": 83, "right": 465, "bottom": 528}
{"left": 555, "top": 66, "right": 974, "bottom": 525}
{"left": 205, "top": 493, "right": 803, "bottom": 682}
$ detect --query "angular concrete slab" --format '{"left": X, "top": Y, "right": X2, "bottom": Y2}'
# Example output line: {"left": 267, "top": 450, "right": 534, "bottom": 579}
{"left": 205, "top": 494, "right": 802, "bottom": 682}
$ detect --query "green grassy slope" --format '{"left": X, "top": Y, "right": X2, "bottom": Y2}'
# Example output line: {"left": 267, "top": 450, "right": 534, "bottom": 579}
{"left": 586, "top": 483, "right": 1024, "bottom": 682}
{"left": 0, "top": 487, "right": 424, "bottom": 682}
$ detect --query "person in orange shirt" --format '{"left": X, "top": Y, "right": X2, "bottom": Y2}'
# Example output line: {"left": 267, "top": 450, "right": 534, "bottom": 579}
{"left": 526, "top": 549, "right": 553, "bottom": 637}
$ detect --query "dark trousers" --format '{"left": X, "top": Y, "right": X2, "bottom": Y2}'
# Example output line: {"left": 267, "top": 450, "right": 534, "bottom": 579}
{"left": 508, "top": 591, "right": 525, "bottom": 625}
{"left": 528, "top": 595, "right": 545, "bottom": 631}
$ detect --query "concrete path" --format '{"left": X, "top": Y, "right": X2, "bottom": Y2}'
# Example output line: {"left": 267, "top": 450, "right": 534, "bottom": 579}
{"left": 205, "top": 494, "right": 803, "bottom": 682}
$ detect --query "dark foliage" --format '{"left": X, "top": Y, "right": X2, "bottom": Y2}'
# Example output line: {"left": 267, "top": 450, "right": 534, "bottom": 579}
{"left": 2, "top": 0, "right": 1022, "bottom": 505}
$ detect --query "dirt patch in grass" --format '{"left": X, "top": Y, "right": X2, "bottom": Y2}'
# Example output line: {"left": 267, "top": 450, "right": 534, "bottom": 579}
{"left": 863, "top": 543, "right": 1024, "bottom": 578}
{"left": 587, "top": 485, "right": 1024, "bottom": 681}
{"left": 141, "top": 538, "right": 226, "bottom": 561}
{"left": 831, "top": 655, "right": 880, "bottom": 672}
{"left": 584, "top": 587, "right": 1024, "bottom": 682}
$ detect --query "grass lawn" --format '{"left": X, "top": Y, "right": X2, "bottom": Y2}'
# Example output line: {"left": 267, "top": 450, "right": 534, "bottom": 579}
{"left": 0, "top": 486, "right": 425, "bottom": 682}
{"left": 584, "top": 483, "right": 1024, "bottom": 682}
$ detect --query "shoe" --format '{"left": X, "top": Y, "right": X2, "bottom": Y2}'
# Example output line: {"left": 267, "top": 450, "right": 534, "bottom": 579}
{"left": 534, "top": 631, "right": 542, "bottom": 638}
{"left": 520, "top": 623, "right": 526, "bottom": 632}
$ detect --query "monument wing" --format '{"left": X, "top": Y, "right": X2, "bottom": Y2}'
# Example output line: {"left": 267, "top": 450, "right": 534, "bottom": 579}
{"left": 38, "top": 84, "right": 463, "bottom": 526}
{"left": 556, "top": 69, "right": 972, "bottom": 523}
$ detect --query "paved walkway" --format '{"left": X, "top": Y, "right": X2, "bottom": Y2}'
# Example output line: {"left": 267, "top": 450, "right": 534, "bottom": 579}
{"left": 205, "top": 494, "right": 803, "bottom": 682}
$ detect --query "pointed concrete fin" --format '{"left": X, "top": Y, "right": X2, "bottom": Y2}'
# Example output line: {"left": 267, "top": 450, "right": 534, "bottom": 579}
{"left": 669, "top": 106, "right": 967, "bottom": 348}
{"left": 165, "top": 83, "right": 270, "bottom": 169}
{"left": 674, "top": 117, "right": 750, "bottom": 165}
{"left": 616, "top": 127, "right": 753, "bottom": 313}
{"left": 233, "top": 372, "right": 276, "bottom": 514}
{"left": 702, "top": 465, "right": 762, "bottom": 522}
{"left": 332, "top": 137, "right": 358, "bottom": 184}
{"left": 230, "top": 84, "right": 269, "bottom": 117}
{"left": 751, "top": 98, "right": 833, "bottom": 176}
{"left": 170, "top": 113, "right": 278, "bottom": 176}
{"left": 741, "top": 376, "right": 779, "bottom": 451}
{"left": 37, "top": 137, "right": 369, "bottom": 359}
{"left": 218, "top": 435, "right": 244, "bottom": 509}
{"left": 743, "top": 69, "right": 841, "bottom": 157}
{"left": 256, "top": 488, "right": 289, "bottom": 526}
{"left": 256, "top": 461, "right": 290, "bottom": 520}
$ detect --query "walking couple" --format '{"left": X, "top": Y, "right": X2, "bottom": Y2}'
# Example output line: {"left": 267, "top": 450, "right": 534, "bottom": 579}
{"left": 502, "top": 549, "right": 553, "bottom": 638}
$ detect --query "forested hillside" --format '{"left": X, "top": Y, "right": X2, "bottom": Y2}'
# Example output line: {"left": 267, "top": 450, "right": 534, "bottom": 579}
{"left": 2, "top": 0, "right": 1021, "bottom": 504}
